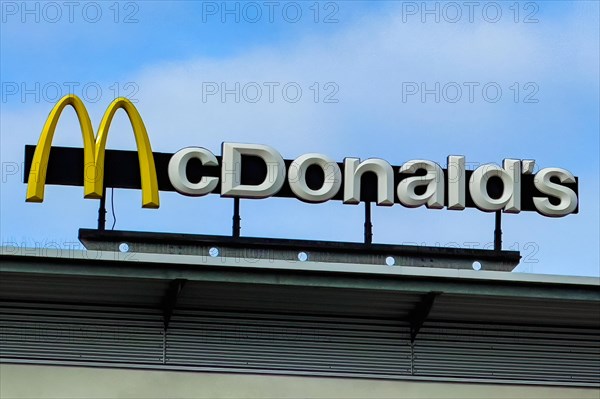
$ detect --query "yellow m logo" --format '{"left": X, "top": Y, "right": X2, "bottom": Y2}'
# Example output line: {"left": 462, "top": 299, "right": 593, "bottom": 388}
{"left": 26, "top": 94, "right": 160, "bottom": 208}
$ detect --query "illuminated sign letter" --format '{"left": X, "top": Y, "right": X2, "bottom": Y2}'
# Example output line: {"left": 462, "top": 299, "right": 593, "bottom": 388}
{"left": 397, "top": 160, "right": 444, "bottom": 209}
{"left": 343, "top": 158, "right": 394, "bottom": 206}
{"left": 469, "top": 159, "right": 520, "bottom": 213}
{"left": 221, "top": 142, "right": 286, "bottom": 198}
{"left": 168, "top": 147, "right": 219, "bottom": 196}
{"left": 533, "top": 168, "right": 578, "bottom": 217}
{"left": 447, "top": 155, "right": 466, "bottom": 210}
{"left": 288, "top": 153, "right": 342, "bottom": 203}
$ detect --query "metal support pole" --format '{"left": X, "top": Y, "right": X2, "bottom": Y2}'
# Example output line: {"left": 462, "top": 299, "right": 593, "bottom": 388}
{"left": 364, "top": 201, "right": 373, "bottom": 244}
{"left": 494, "top": 210, "right": 502, "bottom": 251}
{"left": 162, "top": 330, "right": 167, "bottom": 365}
{"left": 97, "top": 186, "right": 106, "bottom": 231}
{"left": 410, "top": 341, "right": 415, "bottom": 376}
{"left": 232, "top": 198, "right": 241, "bottom": 238}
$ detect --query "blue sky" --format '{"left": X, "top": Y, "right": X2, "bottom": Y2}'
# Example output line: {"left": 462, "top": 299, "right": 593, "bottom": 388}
{"left": 1, "top": 1, "right": 598, "bottom": 277}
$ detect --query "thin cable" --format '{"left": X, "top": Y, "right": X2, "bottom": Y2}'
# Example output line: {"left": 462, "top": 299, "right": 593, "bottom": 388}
{"left": 111, "top": 187, "right": 117, "bottom": 230}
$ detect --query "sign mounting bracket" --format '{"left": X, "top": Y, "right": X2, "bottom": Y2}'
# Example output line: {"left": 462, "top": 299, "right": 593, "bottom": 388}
{"left": 364, "top": 202, "right": 373, "bottom": 244}
{"left": 409, "top": 292, "right": 440, "bottom": 344}
{"left": 233, "top": 198, "right": 241, "bottom": 238}
{"left": 162, "top": 279, "right": 186, "bottom": 332}
{"left": 98, "top": 186, "right": 107, "bottom": 231}
{"left": 494, "top": 211, "right": 502, "bottom": 251}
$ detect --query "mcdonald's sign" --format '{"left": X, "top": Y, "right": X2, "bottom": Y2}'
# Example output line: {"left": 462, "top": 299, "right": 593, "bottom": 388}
{"left": 24, "top": 95, "right": 579, "bottom": 218}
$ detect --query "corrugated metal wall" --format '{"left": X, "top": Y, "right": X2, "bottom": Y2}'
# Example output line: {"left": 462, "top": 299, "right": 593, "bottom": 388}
{"left": 414, "top": 321, "right": 600, "bottom": 383}
{"left": 1, "top": 303, "right": 163, "bottom": 364}
{"left": 2, "top": 301, "right": 598, "bottom": 385}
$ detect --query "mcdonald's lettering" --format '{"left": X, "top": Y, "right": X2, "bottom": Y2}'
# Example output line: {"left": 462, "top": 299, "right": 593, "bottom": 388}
{"left": 24, "top": 95, "right": 579, "bottom": 217}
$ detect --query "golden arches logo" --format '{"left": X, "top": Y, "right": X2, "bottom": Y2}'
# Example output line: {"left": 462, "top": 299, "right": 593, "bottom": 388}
{"left": 26, "top": 94, "right": 160, "bottom": 208}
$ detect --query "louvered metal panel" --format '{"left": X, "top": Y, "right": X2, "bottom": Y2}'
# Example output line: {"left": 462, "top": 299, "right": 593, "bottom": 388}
{"left": 413, "top": 321, "right": 600, "bottom": 384}
{"left": 0, "top": 301, "right": 413, "bottom": 376}
{"left": 0, "top": 302, "right": 164, "bottom": 364}
{"left": 165, "top": 309, "right": 412, "bottom": 375}
{"left": 2, "top": 301, "right": 600, "bottom": 385}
